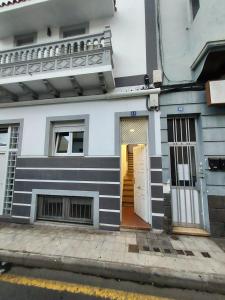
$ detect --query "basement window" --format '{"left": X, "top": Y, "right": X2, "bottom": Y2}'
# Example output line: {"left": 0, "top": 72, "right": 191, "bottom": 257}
{"left": 191, "top": 0, "right": 200, "bottom": 20}
{"left": 37, "top": 195, "right": 93, "bottom": 225}
{"left": 53, "top": 123, "right": 85, "bottom": 156}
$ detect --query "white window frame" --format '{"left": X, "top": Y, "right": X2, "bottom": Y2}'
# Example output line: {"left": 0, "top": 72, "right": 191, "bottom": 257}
{"left": 53, "top": 124, "right": 85, "bottom": 157}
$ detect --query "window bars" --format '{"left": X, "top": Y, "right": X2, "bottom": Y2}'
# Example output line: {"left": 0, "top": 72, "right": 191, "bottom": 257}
{"left": 37, "top": 195, "right": 93, "bottom": 225}
{"left": 3, "top": 125, "right": 20, "bottom": 215}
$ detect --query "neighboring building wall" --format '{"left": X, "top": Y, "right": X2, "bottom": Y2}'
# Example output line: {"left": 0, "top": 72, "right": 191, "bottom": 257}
{"left": 158, "top": 0, "right": 225, "bottom": 236}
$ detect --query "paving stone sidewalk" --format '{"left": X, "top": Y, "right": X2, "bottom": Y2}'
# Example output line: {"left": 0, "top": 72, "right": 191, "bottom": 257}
{"left": 0, "top": 223, "right": 224, "bottom": 293}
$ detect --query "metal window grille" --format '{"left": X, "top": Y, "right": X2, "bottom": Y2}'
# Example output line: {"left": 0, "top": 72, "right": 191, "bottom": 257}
{"left": 168, "top": 117, "right": 197, "bottom": 188}
{"left": 37, "top": 195, "right": 93, "bottom": 225}
{"left": 3, "top": 125, "right": 20, "bottom": 215}
{"left": 121, "top": 118, "right": 148, "bottom": 144}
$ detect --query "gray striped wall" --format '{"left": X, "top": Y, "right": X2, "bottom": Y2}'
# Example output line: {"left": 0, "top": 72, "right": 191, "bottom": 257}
{"left": 150, "top": 156, "right": 164, "bottom": 230}
{"left": 12, "top": 156, "right": 120, "bottom": 231}
{"left": 160, "top": 90, "right": 225, "bottom": 236}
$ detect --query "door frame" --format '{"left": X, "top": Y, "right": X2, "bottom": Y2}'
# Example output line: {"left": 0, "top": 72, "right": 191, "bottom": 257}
{"left": 116, "top": 111, "right": 151, "bottom": 225}
{"left": 0, "top": 125, "right": 11, "bottom": 216}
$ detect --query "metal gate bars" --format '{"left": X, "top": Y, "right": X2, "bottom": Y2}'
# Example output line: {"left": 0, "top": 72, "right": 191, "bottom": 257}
{"left": 167, "top": 117, "right": 202, "bottom": 227}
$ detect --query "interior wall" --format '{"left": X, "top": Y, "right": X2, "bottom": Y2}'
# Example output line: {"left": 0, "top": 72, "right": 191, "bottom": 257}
{"left": 120, "top": 144, "right": 128, "bottom": 198}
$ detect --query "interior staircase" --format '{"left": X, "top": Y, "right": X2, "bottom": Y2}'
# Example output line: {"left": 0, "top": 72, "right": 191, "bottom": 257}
{"left": 122, "top": 152, "right": 134, "bottom": 207}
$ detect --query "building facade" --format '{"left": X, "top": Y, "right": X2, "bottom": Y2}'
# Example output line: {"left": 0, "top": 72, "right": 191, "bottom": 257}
{"left": 0, "top": 0, "right": 224, "bottom": 238}
{"left": 0, "top": 0, "right": 164, "bottom": 232}
{"left": 158, "top": 0, "right": 225, "bottom": 237}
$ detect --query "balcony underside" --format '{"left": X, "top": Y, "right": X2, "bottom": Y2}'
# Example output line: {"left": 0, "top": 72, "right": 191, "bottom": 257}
{"left": 0, "top": 29, "right": 115, "bottom": 102}
{"left": 0, "top": 0, "right": 115, "bottom": 39}
{"left": 0, "top": 68, "right": 114, "bottom": 102}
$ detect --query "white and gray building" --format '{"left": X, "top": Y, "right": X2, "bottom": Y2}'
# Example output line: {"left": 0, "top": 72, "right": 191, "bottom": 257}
{"left": 0, "top": 0, "right": 163, "bottom": 231}
{"left": 0, "top": 0, "right": 224, "bottom": 238}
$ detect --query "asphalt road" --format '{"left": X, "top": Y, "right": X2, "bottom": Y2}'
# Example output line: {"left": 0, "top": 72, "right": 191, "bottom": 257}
{"left": 0, "top": 266, "right": 224, "bottom": 300}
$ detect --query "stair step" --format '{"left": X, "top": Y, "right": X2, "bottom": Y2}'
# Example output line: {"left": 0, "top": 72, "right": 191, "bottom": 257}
{"left": 122, "top": 203, "right": 133, "bottom": 208}
{"left": 123, "top": 185, "right": 133, "bottom": 191}
{"left": 123, "top": 197, "right": 134, "bottom": 202}
{"left": 123, "top": 190, "right": 134, "bottom": 196}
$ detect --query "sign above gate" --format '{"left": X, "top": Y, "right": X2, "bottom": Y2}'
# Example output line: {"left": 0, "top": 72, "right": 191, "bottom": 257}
{"left": 206, "top": 80, "right": 225, "bottom": 106}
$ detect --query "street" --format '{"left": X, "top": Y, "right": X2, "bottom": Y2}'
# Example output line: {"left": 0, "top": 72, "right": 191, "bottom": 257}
{"left": 0, "top": 266, "right": 224, "bottom": 300}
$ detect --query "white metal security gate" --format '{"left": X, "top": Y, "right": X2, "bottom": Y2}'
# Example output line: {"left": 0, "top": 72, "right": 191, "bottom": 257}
{"left": 168, "top": 117, "right": 202, "bottom": 227}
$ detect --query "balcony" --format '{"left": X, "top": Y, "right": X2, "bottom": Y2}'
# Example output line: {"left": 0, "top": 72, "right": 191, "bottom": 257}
{"left": 0, "top": 0, "right": 115, "bottom": 39}
{"left": 0, "top": 28, "right": 114, "bottom": 101}
{"left": 190, "top": 1, "right": 225, "bottom": 80}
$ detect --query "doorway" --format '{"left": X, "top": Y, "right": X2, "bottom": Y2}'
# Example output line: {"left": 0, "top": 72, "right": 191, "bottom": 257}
{"left": 168, "top": 117, "right": 204, "bottom": 230}
{"left": 120, "top": 118, "right": 151, "bottom": 230}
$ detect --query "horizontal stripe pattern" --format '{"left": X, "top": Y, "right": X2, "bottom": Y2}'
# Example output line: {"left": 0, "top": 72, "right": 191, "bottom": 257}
{"left": 16, "top": 157, "right": 120, "bottom": 169}
{"left": 14, "top": 182, "right": 120, "bottom": 196}
{"left": 12, "top": 156, "right": 121, "bottom": 230}
{"left": 150, "top": 156, "right": 164, "bottom": 230}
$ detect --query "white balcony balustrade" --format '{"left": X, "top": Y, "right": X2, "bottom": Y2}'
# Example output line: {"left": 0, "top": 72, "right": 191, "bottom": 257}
{"left": 0, "top": 28, "right": 114, "bottom": 101}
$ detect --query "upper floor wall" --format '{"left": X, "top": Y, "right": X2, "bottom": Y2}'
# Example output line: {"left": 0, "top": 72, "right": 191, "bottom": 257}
{"left": 0, "top": 0, "right": 148, "bottom": 79}
{"left": 158, "top": 0, "right": 225, "bottom": 84}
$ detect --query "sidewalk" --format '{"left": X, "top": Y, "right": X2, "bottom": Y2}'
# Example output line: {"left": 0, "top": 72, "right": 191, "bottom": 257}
{"left": 0, "top": 223, "right": 224, "bottom": 295}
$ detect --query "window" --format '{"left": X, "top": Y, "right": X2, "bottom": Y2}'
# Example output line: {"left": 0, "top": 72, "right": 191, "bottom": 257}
{"left": 15, "top": 33, "right": 36, "bottom": 47}
{"left": 191, "top": 0, "right": 200, "bottom": 20}
{"left": 37, "top": 195, "right": 93, "bottom": 225}
{"left": 61, "top": 24, "right": 88, "bottom": 39}
{"left": 53, "top": 123, "right": 85, "bottom": 156}
{"left": 0, "top": 128, "right": 8, "bottom": 147}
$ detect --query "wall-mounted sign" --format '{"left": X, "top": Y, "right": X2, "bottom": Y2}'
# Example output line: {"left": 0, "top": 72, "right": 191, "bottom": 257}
{"left": 177, "top": 107, "right": 184, "bottom": 112}
{"left": 206, "top": 80, "right": 225, "bottom": 106}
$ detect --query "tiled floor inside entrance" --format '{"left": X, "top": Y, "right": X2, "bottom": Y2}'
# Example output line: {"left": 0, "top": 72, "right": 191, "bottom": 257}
{"left": 121, "top": 207, "right": 150, "bottom": 230}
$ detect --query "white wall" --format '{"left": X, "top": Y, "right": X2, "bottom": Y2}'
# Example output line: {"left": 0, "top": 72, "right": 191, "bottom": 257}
{"left": 90, "top": 0, "right": 147, "bottom": 78}
{"left": 159, "top": 0, "right": 225, "bottom": 84}
{"left": 0, "top": 0, "right": 147, "bottom": 79}
{"left": 0, "top": 98, "right": 147, "bottom": 156}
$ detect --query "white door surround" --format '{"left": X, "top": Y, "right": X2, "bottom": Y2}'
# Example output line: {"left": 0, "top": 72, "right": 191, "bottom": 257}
{"left": 120, "top": 116, "right": 151, "bottom": 225}
{"left": 0, "top": 152, "right": 7, "bottom": 215}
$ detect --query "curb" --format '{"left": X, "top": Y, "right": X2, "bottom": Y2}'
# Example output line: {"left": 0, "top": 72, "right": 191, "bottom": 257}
{"left": 0, "top": 250, "right": 225, "bottom": 295}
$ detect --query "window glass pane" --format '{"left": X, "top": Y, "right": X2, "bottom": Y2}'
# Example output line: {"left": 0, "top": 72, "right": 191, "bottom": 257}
{"left": 191, "top": 0, "right": 200, "bottom": 19}
{"left": 72, "top": 131, "right": 84, "bottom": 153}
{"left": 63, "top": 27, "right": 86, "bottom": 38}
{"left": 189, "top": 118, "right": 196, "bottom": 142}
{"left": 0, "top": 128, "right": 8, "bottom": 146}
{"left": 56, "top": 132, "right": 69, "bottom": 153}
{"left": 15, "top": 34, "right": 35, "bottom": 47}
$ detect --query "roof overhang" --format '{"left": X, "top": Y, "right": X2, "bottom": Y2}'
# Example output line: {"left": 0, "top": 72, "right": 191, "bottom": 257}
{"left": 191, "top": 41, "right": 225, "bottom": 82}
{"left": 0, "top": 0, "right": 115, "bottom": 39}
